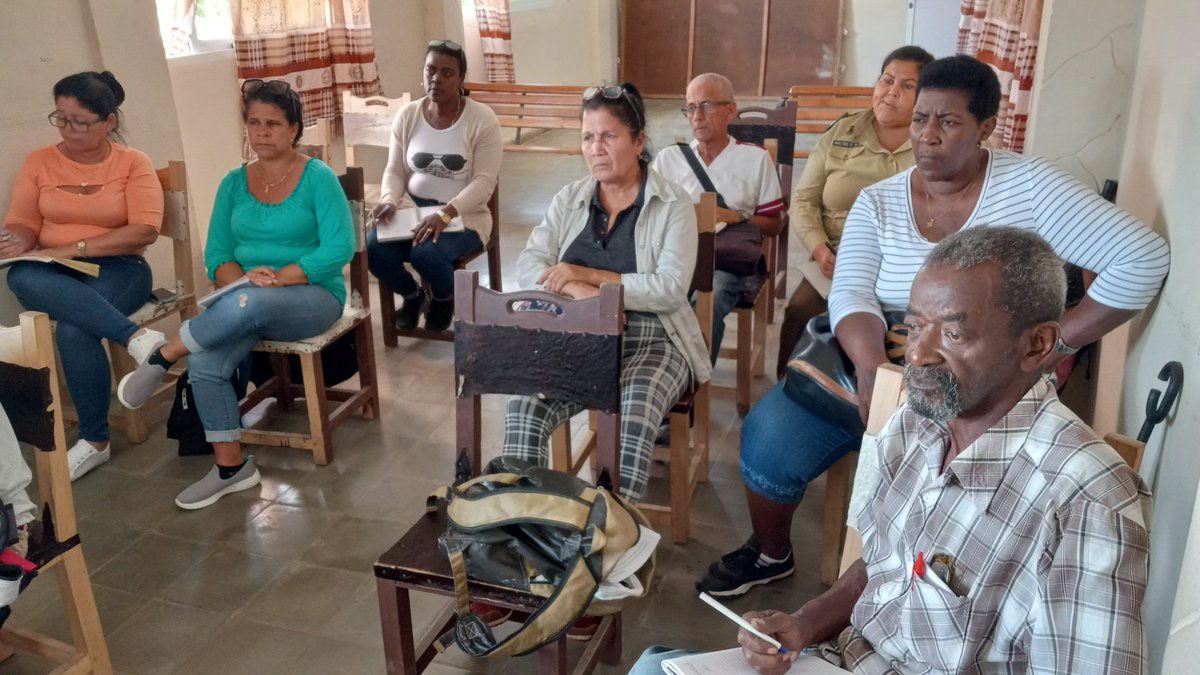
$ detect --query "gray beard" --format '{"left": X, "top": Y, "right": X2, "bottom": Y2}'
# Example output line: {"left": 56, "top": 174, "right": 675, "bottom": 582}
{"left": 905, "top": 363, "right": 962, "bottom": 423}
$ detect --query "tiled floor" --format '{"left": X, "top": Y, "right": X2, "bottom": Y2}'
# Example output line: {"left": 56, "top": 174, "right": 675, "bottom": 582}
{"left": 2, "top": 101, "right": 833, "bottom": 674}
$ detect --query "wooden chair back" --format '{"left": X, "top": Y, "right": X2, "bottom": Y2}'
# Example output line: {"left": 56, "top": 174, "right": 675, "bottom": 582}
{"left": 341, "top": 91, "right": 412, "bottom": 167}
{"left": 298, "top": 117, "right": 334, "bottom": 165}
{"left": 464, "top": 82, "right": 586, "bottom": 154}
{"left": 788, "top": 85, "right": 874, "bottom": 159}
{"left": 0, "top": 311, "right": 112, "bottom": 672}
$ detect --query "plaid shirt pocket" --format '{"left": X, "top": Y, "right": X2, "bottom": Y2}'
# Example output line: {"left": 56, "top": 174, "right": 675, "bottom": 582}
{"left": 899, "top": 573, "right": 972, "bottom": 672}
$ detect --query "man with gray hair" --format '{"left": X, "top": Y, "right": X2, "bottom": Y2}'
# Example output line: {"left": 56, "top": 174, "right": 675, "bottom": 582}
{"left": 651, "top": 72, "right": 784, "bottom": 359}
{"left": 631, "top": 227, "right": 1152, "bottom": 674}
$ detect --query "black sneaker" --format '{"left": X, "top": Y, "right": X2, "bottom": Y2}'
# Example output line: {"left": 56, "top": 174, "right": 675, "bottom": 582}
{"left": 394, "top": 291, "right": 426, "bottom": 331}
{"left": 695, "top": 539, "right": 794, "bottom": 597}
{"left": 425, "top": 297, "right": 454, "bottom": 332}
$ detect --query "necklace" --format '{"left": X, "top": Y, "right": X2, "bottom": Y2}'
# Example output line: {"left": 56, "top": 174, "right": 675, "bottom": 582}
{"left": 260, "top": 152, "right": 300, "bottom": 194}
{"left": 921, "top": 153, "right": 985, "bottom": 230}
{"left": 59, "top": 141, "right": 112, "bottom": 190}
{"left": 425, "top": 96, "right": 465, "bottom": 129}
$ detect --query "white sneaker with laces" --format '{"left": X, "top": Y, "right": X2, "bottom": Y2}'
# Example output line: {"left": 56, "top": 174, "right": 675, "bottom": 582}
{"left": 67, "top": 439, "right": 111, "bottom": 482}
{"left": 126, "top": 328, "right": 166, "bottom": 366}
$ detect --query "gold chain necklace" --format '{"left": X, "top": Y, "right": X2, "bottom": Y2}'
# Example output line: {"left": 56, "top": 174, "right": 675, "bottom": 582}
{"left": 921, "top": 153, "right": 985, "bottom": 230}
{"left": 59, "top": 141, "right": 112, "bottom": 190}
{"left": 425, "top": 96, "right": 464, "bottom": 129}
{"left": 260, "top": 152, "right": 300, "bottom": 194}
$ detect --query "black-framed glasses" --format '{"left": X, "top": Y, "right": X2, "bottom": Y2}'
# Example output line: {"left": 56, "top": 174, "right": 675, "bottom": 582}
{"left": 48, "top": 111, "right": 103, "bottom": 132}
{"left": 412, "top": 152, "right": 467, "bottom": 171}
{"left": 681, "top": 100, "right": 732, "bottom": 118}
{"left": 582, "top": 85, "right": 644, "bottom": 129}
{"left": 428, "top": 39, "right": 463, "bottom": 52}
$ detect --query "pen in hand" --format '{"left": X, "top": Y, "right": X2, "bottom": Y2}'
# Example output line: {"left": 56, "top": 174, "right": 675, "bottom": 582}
{"left": 699, "top": 592, "right": 790, "bottom": 654}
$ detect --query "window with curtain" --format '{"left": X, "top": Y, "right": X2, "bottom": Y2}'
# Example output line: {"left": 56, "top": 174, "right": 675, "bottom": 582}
{"left": 957, "top": 0, "right": 1043, "bottom": 153}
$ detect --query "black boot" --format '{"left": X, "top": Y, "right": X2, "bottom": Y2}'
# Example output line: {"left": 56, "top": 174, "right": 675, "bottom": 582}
{"left": 425, "top": 296, "right": 454, "bottom": 332}
{"left": 394, "top": 291, "right": 425, "bottom": 331}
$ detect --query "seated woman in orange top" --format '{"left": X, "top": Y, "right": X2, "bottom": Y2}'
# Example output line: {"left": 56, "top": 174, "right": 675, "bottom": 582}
{"left": 0, "top": 71, "right": 165, "bottom": 481}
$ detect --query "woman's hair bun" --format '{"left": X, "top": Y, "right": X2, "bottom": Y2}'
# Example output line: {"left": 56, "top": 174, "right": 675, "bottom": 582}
{"left": 97, "top": 71, "right": 126, "bottom": 107}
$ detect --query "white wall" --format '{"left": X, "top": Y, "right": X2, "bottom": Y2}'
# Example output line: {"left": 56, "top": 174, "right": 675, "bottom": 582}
{"left": 0, "top": 0, "right": 186, "bottom": 323}
{"left": 1113, "top": 1, "right": 1199, "bottom": 671}
{"left": 508, "top": 0, "right": 618, "bottom": 86}
{"left": 840, "top": 0, "right": 909, "bottom": 85}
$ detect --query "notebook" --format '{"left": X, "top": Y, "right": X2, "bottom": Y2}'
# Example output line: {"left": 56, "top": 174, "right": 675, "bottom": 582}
{"left": 374, "top": 205, "right": 466, "bottom": 242}
{"left": 0, "top": 256, "right": 100, "bottom": 277}
{"left": 662, "top": 648, "right": 846, "bottom": 675}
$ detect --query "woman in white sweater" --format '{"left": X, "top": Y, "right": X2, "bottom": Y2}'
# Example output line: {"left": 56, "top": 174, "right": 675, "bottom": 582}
{"left": 366, "top": 39, "right": 502, "bottom": 331}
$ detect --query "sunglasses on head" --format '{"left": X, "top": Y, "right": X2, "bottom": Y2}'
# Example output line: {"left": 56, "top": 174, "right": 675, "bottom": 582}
{"left": 242, "top": 79, "right": 301, "bottom": 117}
{"left": 582, "top": 85, "right": 644, "bottom": 129}
{"left": 412, "top": 152, "right": 467, "bottom": 171}
{"left": 428, "top": 39, "right": 463, "bottom": 52}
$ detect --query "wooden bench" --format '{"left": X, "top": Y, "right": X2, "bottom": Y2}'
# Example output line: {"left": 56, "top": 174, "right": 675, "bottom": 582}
{"left": 787, "top": 85, "right": 873, "bottom": 159}
{"left": 465, "top": 82, "right": 585, "bottom": 154}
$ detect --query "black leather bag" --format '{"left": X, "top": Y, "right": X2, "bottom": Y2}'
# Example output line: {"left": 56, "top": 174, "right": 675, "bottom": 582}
{"left": 782, "top": 312, "right": 907, "bottom": 435}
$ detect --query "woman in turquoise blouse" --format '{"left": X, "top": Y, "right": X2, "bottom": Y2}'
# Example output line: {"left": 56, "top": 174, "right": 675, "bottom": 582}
{"left": 117, "top": 79, "right": 354, "bottom": 510}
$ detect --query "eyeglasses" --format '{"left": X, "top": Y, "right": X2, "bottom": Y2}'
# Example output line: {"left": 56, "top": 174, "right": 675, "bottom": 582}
{"left": 428, "top": 39, "right": 463, "bottom": 52}
{"left": 241, "top": 79, "right": 300, "bottom": 117}
{"left": 582, "top": 86, "right": 645, "bottom": 129}
{"left": 412, "top": 152, "right": 467, "bottom": 172}
{"left": 48, "top": 112, "right": 103, "bottom": 132}
{"left": 681, "top": 100, "right": 732, "bottom": 118}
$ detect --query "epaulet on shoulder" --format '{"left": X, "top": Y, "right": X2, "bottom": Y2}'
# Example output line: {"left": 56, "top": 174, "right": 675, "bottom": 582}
{"left": 822, "top": 110, "right": 858, "bottom": 134}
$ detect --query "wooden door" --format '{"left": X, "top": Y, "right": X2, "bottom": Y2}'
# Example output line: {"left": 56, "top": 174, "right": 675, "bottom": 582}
{"left": 621, "top": 0, "right": 844, "bottom": 97}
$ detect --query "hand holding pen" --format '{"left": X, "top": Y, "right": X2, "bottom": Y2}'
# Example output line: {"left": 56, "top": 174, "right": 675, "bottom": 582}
{"left": 0, "top": 228, "right": 32, "bottom": 259}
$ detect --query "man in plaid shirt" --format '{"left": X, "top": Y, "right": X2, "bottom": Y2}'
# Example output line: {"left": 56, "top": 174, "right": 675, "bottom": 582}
{"left": 631, "top": 227, "right": 1153, "bottom": 674}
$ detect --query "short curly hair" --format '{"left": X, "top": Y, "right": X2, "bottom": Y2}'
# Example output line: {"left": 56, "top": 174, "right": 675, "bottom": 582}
{"left": 923, "top": 226, "right": 1066, "bottom": 336}
{"left": 915, "top": 55, "right": 1002, "bottom": 122}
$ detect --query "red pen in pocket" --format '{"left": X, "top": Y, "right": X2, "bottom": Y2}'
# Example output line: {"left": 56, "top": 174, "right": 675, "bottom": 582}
{"left": 911, "top": 551, "right": 926, "bottom": 591}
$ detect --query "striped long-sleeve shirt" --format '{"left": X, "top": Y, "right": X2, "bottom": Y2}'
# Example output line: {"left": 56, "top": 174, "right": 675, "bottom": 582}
{"left": 829, "top": 150, "right": 1170, "bottom": 330}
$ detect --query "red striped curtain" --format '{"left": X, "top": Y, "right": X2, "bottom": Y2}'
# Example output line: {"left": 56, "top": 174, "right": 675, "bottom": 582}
{"left": 474, "top": 0, "right": 516, "bottom": 84}
{"left": 956, "top": 0, "right": 1043, "bottom": 153}
{"left": 231, "top": 0, "right": 382, "bottom": 124}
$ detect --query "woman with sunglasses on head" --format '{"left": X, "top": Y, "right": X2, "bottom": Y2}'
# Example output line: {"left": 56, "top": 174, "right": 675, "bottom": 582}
{"left": 504, "top": 83, "right": 711, "bottom": 506}
{"left": 1, "top": 71, "right": 164, "bottom": 481}
{"left": 115, "top": 79, "right": 354, "bottom": 510}
{"left": 366, "top": 39, "right": 502, "bottom": 331}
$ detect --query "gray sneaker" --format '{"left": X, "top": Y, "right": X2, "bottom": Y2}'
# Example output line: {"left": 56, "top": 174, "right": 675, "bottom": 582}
{"left": 117, "top": 361, "right": 169, "bottom": 410}
{"left": 175, "top": 460, "right": 261, "bottom": 510}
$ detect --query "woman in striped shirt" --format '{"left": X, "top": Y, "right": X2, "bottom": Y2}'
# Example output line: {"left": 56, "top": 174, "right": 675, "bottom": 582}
{"left": 696, "top": 55, "right": 1169, "bottom": 598}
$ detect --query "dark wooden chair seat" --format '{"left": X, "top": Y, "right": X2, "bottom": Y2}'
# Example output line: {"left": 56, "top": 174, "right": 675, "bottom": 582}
{"left": 374, "top": 271, "right": 626, "bottom": 674}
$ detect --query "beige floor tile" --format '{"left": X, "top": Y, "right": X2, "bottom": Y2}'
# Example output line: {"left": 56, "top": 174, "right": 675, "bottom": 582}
{"left": 90, "top": 532, "right": 213, "bottom": 598}
{"left": 5, "top": 582, "right": 147, "bottom": 647}
{"left": 158, "top": 546, "right": 285, "bottom": 612}
{"left": 283, "top": 635, "right": 388, "bottom": 675}
{"left": 235, "top": 561, "right": 365, "bottom": 633}
{"left": 219, "top": 502, "right": 340, "bottom": 561}
{"left": 300, "top": 514, "right": 408, "bottom": 573}
{"left": 173, "top": 617, "right": 313, "bottom": 675}
{"left": 105, "top": 600, "right": 226, "bottom": 674}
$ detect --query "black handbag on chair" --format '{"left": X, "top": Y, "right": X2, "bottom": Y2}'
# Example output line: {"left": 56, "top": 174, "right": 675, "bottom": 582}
{"left": 783, "top": 311, "right": 908, "bottom": 435}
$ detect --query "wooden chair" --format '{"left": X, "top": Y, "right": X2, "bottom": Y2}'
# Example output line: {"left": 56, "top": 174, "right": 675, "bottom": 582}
{"left": 341, "top": 90, "right": 413, "bottom": 205}
{"left": 376, "top": 187, "right": 504, "bottom": 345}
{"left": 374, "top": 270, "right": 625, "bottom": 674}
{"left": 549, "top": 194, "right": 718, "bottom": 544}
{"left": 0, "top": 311, "right": 111, "bottom": 673}
{"left": 787, "top": 85, "right": 874, "bottom": 160}
{"left": 729, "top": 99, "right": 798, "bottom": 311}
{"left": 298, "top": 117, "right": 334, "bottom": 165}
{"left": 713, "top": 140, "right": 782, "bottom": 415}
{"left": 76, "top": 161, "right": 196, "bottom": 443}
{"left": 823, "top": 363, "right": 905, "bottom": 584}
{"left": 828, "top": 366, "right": 1151, "bottom": 583}
{"left": 236, "top": 167, "right": 380, "bottom": 466}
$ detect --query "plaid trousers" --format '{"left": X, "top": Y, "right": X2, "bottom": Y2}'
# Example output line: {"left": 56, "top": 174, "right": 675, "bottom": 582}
{"left": 503, "top": 312, "right": 690, "bottom": 502}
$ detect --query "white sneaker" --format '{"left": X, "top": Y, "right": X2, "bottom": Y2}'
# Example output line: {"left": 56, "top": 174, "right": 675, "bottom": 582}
{"left": 67, "top": 439, "right": 111, "bottom": 481}
{"left": 126, "top": 328, "right": 167, "bottom": 366}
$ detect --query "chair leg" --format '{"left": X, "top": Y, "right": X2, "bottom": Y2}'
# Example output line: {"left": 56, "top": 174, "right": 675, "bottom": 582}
{"left": 696, "top": 385, "right": 710, "bottom": 483}
{"left": 299, "top": 353, "right": 333, "bottom": 465}
{"left": 550, "top": 423, "right": 572, "bottom": 473}
{"left": 272, "top": 354, "right": 295, "bottom": 409}
{"left": 57, "top": 547, "right": 113, "bottom": 675}
{"left": 355, "top": 321, "right": 380, "bottom": 420}
{"left": 753, "top": 290, "right": 768, "bottom": 377}
{"left": 820, "top": 454, "right": 855, "bottom": 585}
{"left": 736, "top": 310, "right": 752, "bottom": 415}
{"left": 376, "top": 579, "right": 418, "bottom": 674}
{"left": 487, "top": 245, "right": 503, "bottom": 292}
{"left": 379, "top": 282, "right": 399, "bottom": 348}
{"left": 668, "top": 411, "right": 691, "bottom": 544}
{"left": 537, "top": 637, "right": 569, "bottom": 674}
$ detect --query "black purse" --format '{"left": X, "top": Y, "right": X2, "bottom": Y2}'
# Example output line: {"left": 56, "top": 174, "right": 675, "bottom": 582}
{"left": 782, "top": 312, "right": 908, "bottom": 434}
{"left": 674, "top": 143, "right": 763, "bottom": 276}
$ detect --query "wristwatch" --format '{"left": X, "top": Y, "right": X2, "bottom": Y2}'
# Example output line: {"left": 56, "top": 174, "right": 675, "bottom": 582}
{"left": 1055, "top": 335, "right": 1080, "bottom": 355}
{"left": 76, "top": 240, "right": 87, "bottom": 258}
{"left": 435, "top": 209, "right": 453, "bottom": 225}
{"left": 736, "top": 209, "right": 750, "bottom": 223}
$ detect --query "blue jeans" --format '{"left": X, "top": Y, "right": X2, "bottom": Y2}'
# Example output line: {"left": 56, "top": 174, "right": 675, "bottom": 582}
{"left": 740, "top": 382, "right": 863, "bottom": 503}
{"left": 7, "top": 256, "right": 151, "bottom": 442}
{"left": 180, "top": 285, "right": 342, "bottom": 442}
{"left": 710, "top": 270, "right": 764, "bottom": 363}
{"left": 628, "top": 646, "right": 698, "bottom": 674}
{"left": 366, "top": 229, "right": 483, "bottom": 301}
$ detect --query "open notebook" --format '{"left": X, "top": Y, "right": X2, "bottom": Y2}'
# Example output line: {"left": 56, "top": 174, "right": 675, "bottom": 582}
{"left": 0, "top": 256, "right": 100, "bottom": 277}
{"left": 374, "top": 205, "right": 465, "bottom": 242}
{"left": 662, "top": 648, "right": 846, "bottom": 675}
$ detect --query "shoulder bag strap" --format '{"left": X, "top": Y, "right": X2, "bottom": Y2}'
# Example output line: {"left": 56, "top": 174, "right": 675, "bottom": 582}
{"left": 675, "top": 142, "right": 729, "bottom": 210}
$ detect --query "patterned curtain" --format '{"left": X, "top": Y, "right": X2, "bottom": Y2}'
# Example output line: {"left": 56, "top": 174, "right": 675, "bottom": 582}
{"left": 956, "top": 0, "right": 1044, "bottom": 153}
{"left": 163, "top": 0, "right": 197, "bottom": 58}
{"left": 231, "top": 0, "right": 382, "bottom": 124}
{"left": 474, "top": 0, "right": 516, "bottom": 83}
